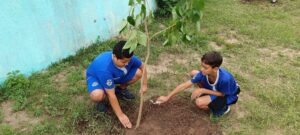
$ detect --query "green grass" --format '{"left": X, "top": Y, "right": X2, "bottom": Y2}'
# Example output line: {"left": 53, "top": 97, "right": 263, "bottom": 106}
{"left": 0, "top": 125, "right": 17, "bottom": 135}
{"left": 202, "top": 0, "right": 300, "bottom": 134}
{"left": 1, "top": 0, "right": 300, "bottom": 134}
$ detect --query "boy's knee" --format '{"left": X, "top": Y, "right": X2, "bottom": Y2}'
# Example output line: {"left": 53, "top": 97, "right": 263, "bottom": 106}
{"left": 195, "top": 98, "right": 206, "bottom": 107}
{"left": 190, "top": 70, "right": 199, "bottom": 77}
{"left": 90, "top": 90, "right": 105, "bottom": 102}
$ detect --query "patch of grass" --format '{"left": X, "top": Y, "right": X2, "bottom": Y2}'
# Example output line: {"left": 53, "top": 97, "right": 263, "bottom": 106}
{"left": 0, "top": 109, "right": 3, "bottom": 123}
{"left": 0, "top": 124, "right": 18, "bottom": 135}
{"left": 31, "top": 120, "right": 65, "bottom": 135}
{"left": 0, "top": 71, "right": 30, "bottom": 111}
{"left": 202, "top": 0, "right": 300, "bottom": 134}
{"left": 0, "top": 40, "right": 119, "bottom": 134}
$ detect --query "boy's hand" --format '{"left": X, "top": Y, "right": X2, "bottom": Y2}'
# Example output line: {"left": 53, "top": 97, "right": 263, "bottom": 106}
{"left": 191, "top": 88, "right": 203, "bottom": 101}
{"left": 139, "top": 85, "right": 147, "bottom": 94}
{"left": 156, "top": 96, "right": 169, "bottom": 104}
{"left": 117, "top": 113, "right": 132, "bottom": 128}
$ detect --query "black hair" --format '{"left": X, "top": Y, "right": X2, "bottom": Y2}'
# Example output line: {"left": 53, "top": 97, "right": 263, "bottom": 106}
{"left": 113, "top": 40, "right": 134, "bottom": 59}
{"left": 201, "top": 51, "right": 223, "bottom": 68}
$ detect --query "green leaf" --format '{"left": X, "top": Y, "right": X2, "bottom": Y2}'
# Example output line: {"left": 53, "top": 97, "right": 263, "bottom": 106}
{"left": 123, "top": 41, "right": 132, "bottom": 49}
{"left": 171, "top": 8, "right": 177, "bottom": 20}
{"left": 123, "top": 30, "right": 137, "bottom": 49}
{"left": 192, "top": 11, "right": 201, "bottom": 22}
{"left": 182, "top": 34, "right": 191, "bottom": 43}
{"left": 129, "top": 41, "right": 138, "bottom": 53}
{"left": 186, "top": 35, "right": 191, "bottom": 41}
{"left": 163, "top": 39, "right": 169, "bottom": 46}
{"left": 136, "top": 0, "right": 142, "bottom": 4}
{"left": 175, "top": 6, "right": 182, "bottom": 17}
{"left": 137, "top": 31, "right": 147, "bottom": 46}
{"left": 127, "top": 16, "right": 136, "bottom": 26}
{"left": 129, "top": 0, "right": 134, "bottom": 6}
{"left": 123, "top": 38, "right": 137, "bottom": 51}
{"left": 119, "top": 20, "right": 128, "bottom": 34}
{"left": 123, "top": 37, "right": 138, "bottom": 53}
{"left": 193, "top": 0, "right": 205, "bottom": 11}
{"left": 196, "top": 21, "right": 201, "bottom": 31}
{"left": 176, "top": 21, "right": 183, "bottom": 33}
{"left": 169, "top": 34, "right": 177, "bottom": 45}
{"left": 131, "top": 8, "right": 135, "bottom": 16}
{"left": 141, "top": 4, "right": 146, "bottom": 18}
{"left": 135, "top": 14, "right": 142, "bottom": 26}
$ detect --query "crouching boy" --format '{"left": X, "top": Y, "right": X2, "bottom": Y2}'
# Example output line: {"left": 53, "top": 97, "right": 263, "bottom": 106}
{"left": 157, "top": 51, "right": 239, "bottom": 117}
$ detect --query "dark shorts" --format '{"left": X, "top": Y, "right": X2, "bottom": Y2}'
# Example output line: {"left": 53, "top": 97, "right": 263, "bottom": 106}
{"left": 86, "top": 67, "right": 139, "bottom": 94}
{"left": 208, "top": 96, "right": 227, "bottom": 113}
{"left": 208, "top": 87, "right": 240, "bottom": 113}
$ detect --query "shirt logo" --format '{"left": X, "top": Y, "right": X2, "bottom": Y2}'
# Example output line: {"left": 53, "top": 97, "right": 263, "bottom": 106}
{"left": 92, "top": 82, "right": 98, "bottom": 87}
{"left": 106, "top": 79, "right": 113, "bottom": 86}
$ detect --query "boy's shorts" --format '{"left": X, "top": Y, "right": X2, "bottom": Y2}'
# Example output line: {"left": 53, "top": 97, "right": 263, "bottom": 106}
{"left": 86, "top": 68, "right": 138, "bottom": 94}
{"left": 208, "top": 96, "right": 227, "bottom": 114}
{"left": 208, "top": 86, "right": 240, "bottom": 113}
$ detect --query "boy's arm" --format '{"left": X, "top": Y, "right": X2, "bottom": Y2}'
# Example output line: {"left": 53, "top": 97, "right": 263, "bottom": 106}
{"left": 200, "top": 88, "right": 224, "bottom": 96}
{"left": 139, "top": 63, "right": 148, "bottom": 93}
{"left": 106, "top": 89, "right": 132, "bottom": 128}
{"left": 157, "top": 80, "right": 193, "bottom": 103}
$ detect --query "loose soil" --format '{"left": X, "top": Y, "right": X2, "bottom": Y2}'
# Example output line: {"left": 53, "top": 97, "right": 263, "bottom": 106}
{"left": 124, "top": 96, "right": 222, "bottom": 135}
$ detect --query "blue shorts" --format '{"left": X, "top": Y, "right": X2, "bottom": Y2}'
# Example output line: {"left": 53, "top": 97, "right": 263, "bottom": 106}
{"left": 86, "top": 67, "right": 138, "bottom": 94}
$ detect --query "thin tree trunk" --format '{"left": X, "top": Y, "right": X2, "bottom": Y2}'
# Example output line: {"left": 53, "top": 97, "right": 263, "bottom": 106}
{"left": 135, "top": 12, "right": 151, "bottom": 129}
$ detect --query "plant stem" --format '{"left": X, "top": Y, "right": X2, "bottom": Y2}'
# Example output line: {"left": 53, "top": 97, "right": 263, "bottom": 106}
{"left": 135, "top": 1, "right": 151, "bottom": 129}
{"left": 150, "top": 23, "right": 177, "bottom": 40}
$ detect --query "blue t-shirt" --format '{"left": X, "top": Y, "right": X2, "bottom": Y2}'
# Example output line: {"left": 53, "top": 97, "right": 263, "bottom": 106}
{"left": 86, "top": 51, "right": 142, "bottom": 89}
{"left": 191, "top": 68, "right": 238, "bottom": 104}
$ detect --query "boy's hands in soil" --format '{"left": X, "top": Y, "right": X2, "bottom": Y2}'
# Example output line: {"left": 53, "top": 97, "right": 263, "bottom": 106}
{"left": 118, "top": 113, "right": 132, "bottom": 128}
{"left": 191, "top": 89, "right": 203, "bottom": 101}
{"left": 156, "top": 96, "right": 169, "bottom": 104}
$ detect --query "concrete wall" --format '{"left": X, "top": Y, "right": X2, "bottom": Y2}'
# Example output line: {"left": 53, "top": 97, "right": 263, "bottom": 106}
{"left": 0, "top": 0, "right": 156, "bottom": 82}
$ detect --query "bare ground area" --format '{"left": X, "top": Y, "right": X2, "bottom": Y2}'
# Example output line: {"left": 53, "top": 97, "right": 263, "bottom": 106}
{"left": 1, "top": 101, "right": 43, "bottom": 131}
{"left": 124, "top": 96, "right": 222, "bottom": 135}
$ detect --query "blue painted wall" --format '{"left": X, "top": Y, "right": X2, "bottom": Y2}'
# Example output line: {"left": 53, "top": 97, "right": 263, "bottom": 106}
{"left": 0, "top": 0, "right": 156, "bottom": 82}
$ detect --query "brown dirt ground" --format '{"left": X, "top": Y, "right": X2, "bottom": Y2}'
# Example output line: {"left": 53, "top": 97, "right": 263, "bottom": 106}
{"left": 1, "top": 101, "right": 43, "bottom": 131}
{"left": 123, "top": 96, "right": 222, "bottom": 135}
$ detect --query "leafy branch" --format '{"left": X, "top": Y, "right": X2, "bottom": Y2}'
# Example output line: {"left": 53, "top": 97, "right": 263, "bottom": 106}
{"left": 119, "top": 0, "right": 205, "bottom": 129}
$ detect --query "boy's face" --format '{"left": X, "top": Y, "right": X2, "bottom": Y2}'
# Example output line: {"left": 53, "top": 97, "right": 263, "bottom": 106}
{"left": 113, "top": 55, "right": 131, "bottom": 68}
{"left": 200, "top": 62, "right": 216, "bottom": 76}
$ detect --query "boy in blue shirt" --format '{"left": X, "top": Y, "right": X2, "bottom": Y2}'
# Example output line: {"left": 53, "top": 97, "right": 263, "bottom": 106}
{"left": 157, "top": 51, "right": 239, "bottom": 117}
{"left": 86, "top": 41, "right": 148, "bottom": 128}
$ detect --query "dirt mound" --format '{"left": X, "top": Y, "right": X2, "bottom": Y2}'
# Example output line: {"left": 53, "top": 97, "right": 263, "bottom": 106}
{"left": 125, "top": 96, "right": 222, "bottom": 135}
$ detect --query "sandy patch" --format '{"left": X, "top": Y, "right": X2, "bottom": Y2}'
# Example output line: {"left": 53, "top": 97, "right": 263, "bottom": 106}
{"left": 218, "top": 30, "right": 240, "bottom": 44}
{"left": 209, "top": 41, "right": 224, "bottom": 51}
{"left": 147, "top": 52, "right": 200, "bottom": 77}
{"left": 1, "top": 101, "right": 43, "bottom": 131}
